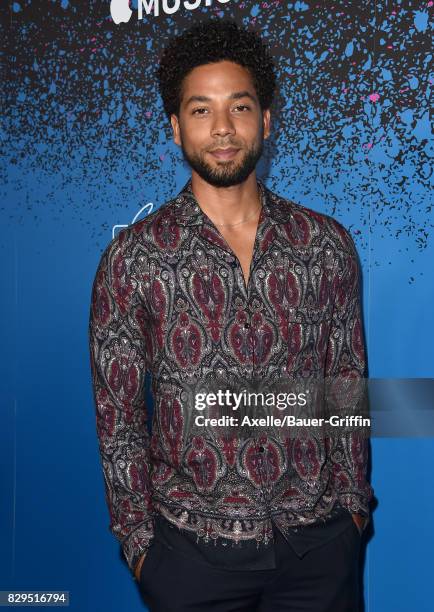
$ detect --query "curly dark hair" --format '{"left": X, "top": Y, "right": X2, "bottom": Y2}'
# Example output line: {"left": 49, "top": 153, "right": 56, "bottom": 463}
{"left": 156, "top": 19, "right": 277, "bottom": 121}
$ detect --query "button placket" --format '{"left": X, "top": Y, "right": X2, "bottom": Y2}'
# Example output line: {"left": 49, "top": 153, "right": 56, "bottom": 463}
{"left": 216, "top": 199, "right": 277, "bottom": 516}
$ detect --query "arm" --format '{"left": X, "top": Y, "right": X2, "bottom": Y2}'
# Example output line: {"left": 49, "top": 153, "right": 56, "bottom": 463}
{"left": 325, "top": 227, "right": 374, "bottom": 528}
{"left": 88, "top": 231, "right": 154, "bottom": 577}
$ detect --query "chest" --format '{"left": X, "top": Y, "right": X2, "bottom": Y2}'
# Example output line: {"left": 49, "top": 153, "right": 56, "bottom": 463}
{"left": 217, "top": 222, "right": 258, "bottom": 289}
{"left": 139, "top": 228, "right": 335, "bottom": 375}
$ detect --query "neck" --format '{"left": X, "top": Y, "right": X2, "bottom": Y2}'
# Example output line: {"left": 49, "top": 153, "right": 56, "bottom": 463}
{"left": 190, "top": 172, "right": 261, "bottom": 227}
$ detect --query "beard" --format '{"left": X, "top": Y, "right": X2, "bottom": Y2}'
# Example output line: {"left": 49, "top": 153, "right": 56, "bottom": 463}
{"left": 180, "top": 135, "right": 264, "bottom": 188}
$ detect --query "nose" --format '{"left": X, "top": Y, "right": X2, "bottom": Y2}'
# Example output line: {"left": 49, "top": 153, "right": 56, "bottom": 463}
{"left": 211, "top": 109, "right": 236, "bottom": 138}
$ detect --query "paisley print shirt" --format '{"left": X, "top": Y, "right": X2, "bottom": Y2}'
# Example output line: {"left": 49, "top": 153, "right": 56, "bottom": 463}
{"left": 88, "top": 177, "right": 374, "bottom": 575}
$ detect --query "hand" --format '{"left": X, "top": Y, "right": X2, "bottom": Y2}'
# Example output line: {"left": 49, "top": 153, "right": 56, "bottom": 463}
{"left": 351, "top": 513, "right": 367, "bottom": 535}
{"left": 134, "top": 551, "right": 147, "bottom": 582}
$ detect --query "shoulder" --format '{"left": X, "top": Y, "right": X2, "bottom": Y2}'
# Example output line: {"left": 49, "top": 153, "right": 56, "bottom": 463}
{"left": 122, "top": 196, "right": 180, "bottom": 246}
{"left": 266, "top": 185, "right": 358, "bottom": 258}
{"left": 98, "top": 195, "right": 182, "bottom": 269}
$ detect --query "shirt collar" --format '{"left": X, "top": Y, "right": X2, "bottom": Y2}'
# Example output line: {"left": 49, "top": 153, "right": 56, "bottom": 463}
{"left": 171, "top": 177, "right": 291, "bottom": 227}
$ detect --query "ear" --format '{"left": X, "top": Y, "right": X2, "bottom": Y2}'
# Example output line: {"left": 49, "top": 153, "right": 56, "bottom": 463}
{"left": 170, "top": 114, "right": 181, "bottom": 147}
{"left": 262, "top": 108, "right": 271, "bottom": 140}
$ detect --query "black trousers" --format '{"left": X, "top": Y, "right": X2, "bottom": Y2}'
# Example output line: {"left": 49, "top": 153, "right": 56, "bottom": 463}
{"left": 138, "top": 519, "right": 362, "bottom": 612}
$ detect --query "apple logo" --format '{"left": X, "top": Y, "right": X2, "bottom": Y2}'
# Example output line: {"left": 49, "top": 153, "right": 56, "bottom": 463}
{"left": 110, "top": 0, "right": 132, "bottom": 24}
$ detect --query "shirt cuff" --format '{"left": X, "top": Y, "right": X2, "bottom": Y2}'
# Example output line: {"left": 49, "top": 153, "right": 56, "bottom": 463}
{"left": 338, "top": 492, "right": 371, "bottom": 519}
{"left": 121, "top": 519, "right": 155, "bottom": 576}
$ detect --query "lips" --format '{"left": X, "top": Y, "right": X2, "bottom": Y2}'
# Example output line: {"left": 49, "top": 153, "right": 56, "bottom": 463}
{"left": 209, "top": 148, "right": 240, "bottom": 160}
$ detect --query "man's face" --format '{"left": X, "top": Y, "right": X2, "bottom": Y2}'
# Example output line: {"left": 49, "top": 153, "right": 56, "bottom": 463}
{"left": 170, "top": 60, "right": 271, "bottom": 187}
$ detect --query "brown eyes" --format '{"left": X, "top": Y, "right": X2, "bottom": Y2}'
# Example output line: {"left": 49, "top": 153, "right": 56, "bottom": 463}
{"left": 191, "top": 105, "right": 251, "bottom": 115}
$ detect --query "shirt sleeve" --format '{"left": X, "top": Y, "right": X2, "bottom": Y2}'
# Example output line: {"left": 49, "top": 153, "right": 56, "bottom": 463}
{"left": 324, "top": 227, "right": 374, "bottom": 518}
{"left": 88, "top": 231, "right": 154, "bottom": 576}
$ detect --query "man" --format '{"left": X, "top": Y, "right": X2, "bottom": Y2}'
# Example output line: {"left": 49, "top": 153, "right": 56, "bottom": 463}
{"left": 89, "top": 19, "right": 373, "bottom": 611}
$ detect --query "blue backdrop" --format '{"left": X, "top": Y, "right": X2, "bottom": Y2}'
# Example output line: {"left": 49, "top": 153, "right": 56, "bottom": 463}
{"left": 2, "top": 1, "right": 433, "bottom": 611}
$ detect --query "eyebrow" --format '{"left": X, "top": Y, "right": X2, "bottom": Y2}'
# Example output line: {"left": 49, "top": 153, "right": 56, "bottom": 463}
{"left": 184, "top": 90, "right": 257, "bottom": 107}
